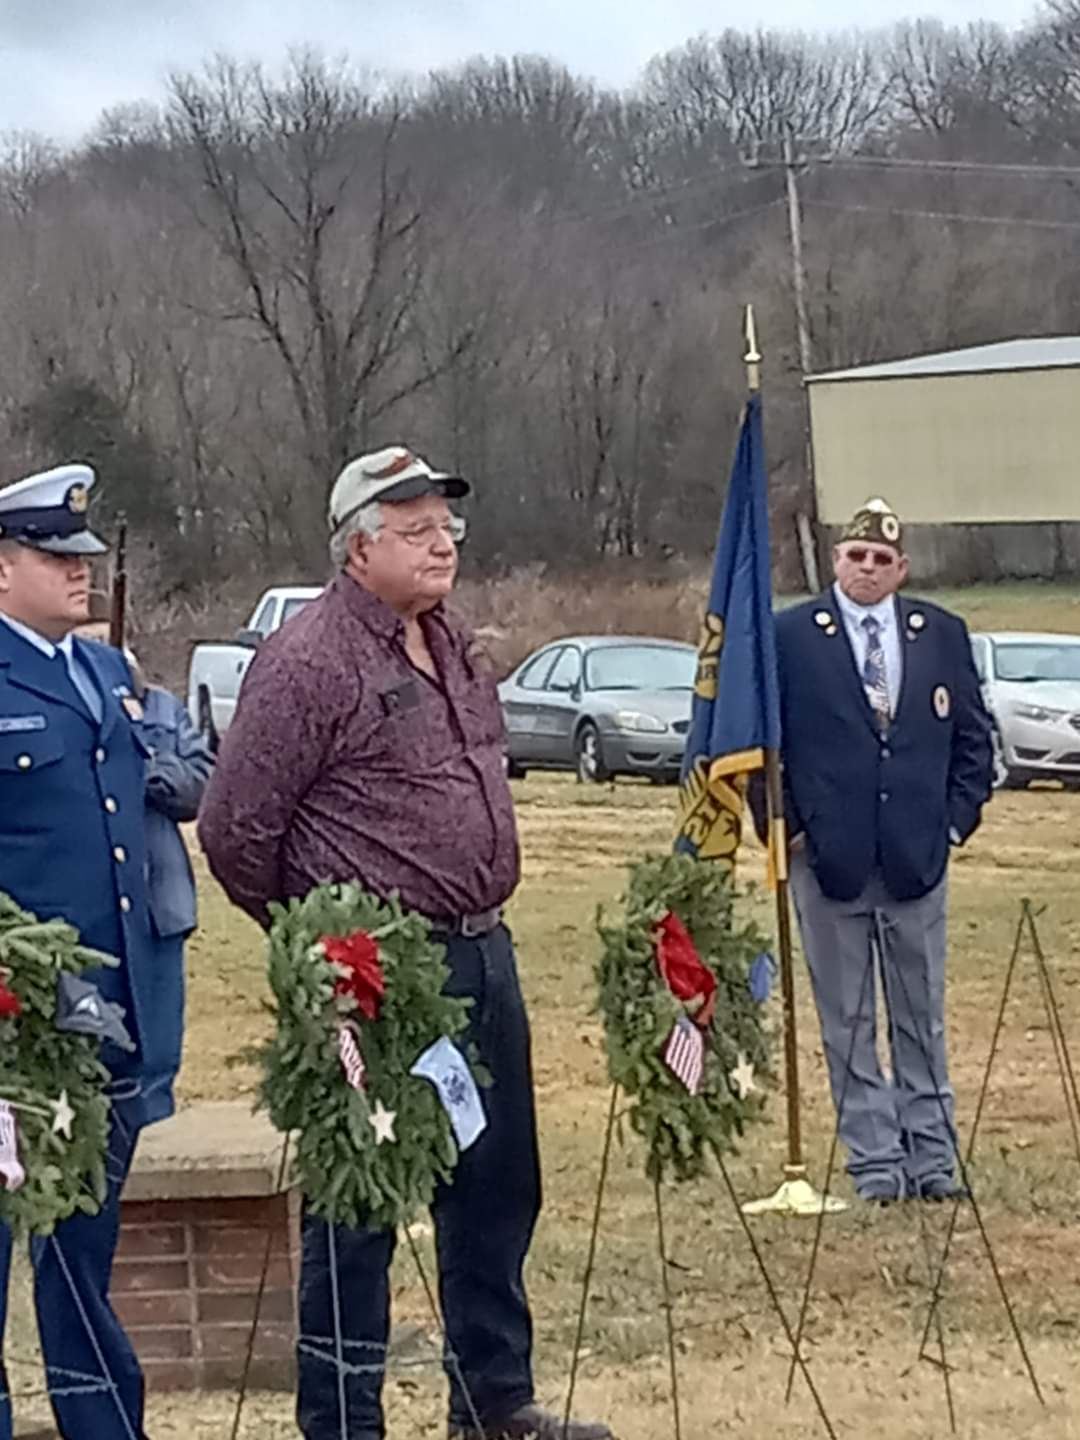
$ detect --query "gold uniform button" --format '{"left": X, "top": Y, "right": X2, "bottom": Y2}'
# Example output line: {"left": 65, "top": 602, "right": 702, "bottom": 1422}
{"left": 113, "top": 846, "right": 127, "bottom": 863}
{"left": 119, "top": 896, "right": 132, "bottom": 913}
{"left": 16, "top": 755, "right": 31, "bottom": 770}
{"left": 104, "top": 797, "right": 118, "bottom": 814}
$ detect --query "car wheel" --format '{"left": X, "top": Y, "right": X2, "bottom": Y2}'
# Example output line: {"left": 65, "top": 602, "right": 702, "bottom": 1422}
{"left": 991, "top": 726, "right": 1027, "bottom": 790}
{"left": 507, "top": 757, "right": 528, "bottom": 780}
{"left": 575, "top": 721, "right": 610, "bottom": 785}
{"left": 197, "top": 686, "right": 220, "bottom": 754}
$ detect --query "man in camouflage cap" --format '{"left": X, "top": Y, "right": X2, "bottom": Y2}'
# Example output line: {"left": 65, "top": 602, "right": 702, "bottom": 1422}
{"left": 771, "top": 496, "right": 993, "bottom": 1204}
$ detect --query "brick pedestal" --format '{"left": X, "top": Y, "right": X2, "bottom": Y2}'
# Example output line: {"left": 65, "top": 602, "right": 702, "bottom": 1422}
{"left": 117, "top": 1102, "right": 298, "bottom": 1391}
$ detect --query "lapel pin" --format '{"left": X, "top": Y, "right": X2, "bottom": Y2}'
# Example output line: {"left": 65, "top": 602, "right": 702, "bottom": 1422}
{"left": 814, "top": 610, "right": 835, "bottom": 634}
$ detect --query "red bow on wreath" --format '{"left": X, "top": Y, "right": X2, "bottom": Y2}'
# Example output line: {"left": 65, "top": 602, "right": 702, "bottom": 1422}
{"left": 322, "top": 930, "right": 385, "bottom": 1022}
{"left": 654, "top": 911, "right": 716, "bottom": 1028}
{"left": 0, "top": 977, "right": 21, "bottom": 1019}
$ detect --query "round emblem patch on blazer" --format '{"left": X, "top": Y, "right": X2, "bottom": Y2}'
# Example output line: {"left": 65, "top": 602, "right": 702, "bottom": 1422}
{"left": 933, "top": 685, "right": 951, "bottom": 720}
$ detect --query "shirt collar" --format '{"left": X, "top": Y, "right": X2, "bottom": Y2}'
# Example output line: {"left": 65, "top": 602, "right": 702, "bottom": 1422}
{"left": 0, "top": 611, "right": 59, "bottom": 658}
{"left": 333, "top": 571, "right": 447, "bottom": 640}
{"left": 832, "top": 583, "right": 896, "bottom": 633}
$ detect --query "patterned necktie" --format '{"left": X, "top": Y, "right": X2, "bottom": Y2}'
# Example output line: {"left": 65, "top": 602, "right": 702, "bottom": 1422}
{"left": 861, "top": 615, "right": 890, "bottom": 727}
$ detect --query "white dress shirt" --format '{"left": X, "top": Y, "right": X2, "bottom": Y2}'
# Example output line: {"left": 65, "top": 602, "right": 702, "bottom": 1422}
{"left": 0, "top": 612, "right": 104, "bottom": 723}
{"left": 833, "top": 583, "right": 902, "bottom": 716}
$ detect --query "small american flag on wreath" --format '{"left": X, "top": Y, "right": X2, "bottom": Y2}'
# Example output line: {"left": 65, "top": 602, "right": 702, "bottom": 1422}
{"left": 663, "top": 1015, "right": 705, "bottom": 1095}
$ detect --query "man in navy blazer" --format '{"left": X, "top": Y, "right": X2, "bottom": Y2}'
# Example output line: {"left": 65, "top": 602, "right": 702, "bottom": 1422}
{"left": 777, "top": 498, "right": 992, "bottom": 1204}
{"left": 0, "top": 464, "right": 164, "bottom": 1440}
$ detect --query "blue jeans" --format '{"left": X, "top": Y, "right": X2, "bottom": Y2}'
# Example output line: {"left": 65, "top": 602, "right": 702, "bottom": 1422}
{"left": 0, "top": 1106, "right": 146, "bottom": 1440}
{"left": 297, "top": 924, "right": 542, "bottom": 1439}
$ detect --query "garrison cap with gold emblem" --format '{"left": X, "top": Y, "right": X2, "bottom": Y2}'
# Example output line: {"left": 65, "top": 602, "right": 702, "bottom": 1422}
{"left": 0, "top": 463, "right": 108, "bottom": 556}
{"left": 838, "top": 496, "right": 903, "bottom": 552}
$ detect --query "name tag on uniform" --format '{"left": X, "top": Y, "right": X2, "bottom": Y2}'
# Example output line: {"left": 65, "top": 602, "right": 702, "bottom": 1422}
{"left": 0, "top": 714, "right": 46, "bottom": 734}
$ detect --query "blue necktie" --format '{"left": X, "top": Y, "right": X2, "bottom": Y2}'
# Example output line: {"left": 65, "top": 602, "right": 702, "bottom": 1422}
{"left": 861, "top": 615, "right": 890, "bottom": 727}
{"left": 53, "top": 648, "right": 103, "bottom": 725}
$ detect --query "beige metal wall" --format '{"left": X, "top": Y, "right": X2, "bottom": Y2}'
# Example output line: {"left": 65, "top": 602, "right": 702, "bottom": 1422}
{"left": 809, "top": 366, "right": 1080, "bottom": 524}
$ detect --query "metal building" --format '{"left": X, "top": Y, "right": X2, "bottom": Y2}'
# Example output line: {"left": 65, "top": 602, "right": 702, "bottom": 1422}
{"left": 807, "top": 337, "right": 1080, "bottom": 529}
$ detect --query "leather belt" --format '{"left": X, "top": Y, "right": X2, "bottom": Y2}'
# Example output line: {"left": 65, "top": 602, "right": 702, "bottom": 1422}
{"left": 431, "top": 906, "right": 502, "bottom": 939}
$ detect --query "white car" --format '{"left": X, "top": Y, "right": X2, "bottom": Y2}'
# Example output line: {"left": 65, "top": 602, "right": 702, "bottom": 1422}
{"left": 970, "top": 631, "right": 1080, "bottom": 790}
{"left": 187, "top": 585, "right": 322, "bottom": 745}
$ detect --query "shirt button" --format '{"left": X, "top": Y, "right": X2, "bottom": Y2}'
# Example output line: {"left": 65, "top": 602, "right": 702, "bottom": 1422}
{"left": 95, "top": 748, "right": 106, "bottom": 764}
{"left": 16, "top": 754, "right": 31, "bottom": 770}
{"left": 113, "top": 846, "right": 127, "bottom": 863}
{"left": 880, "top": 746, "right": 891, "bottom": 759}
{"left": 104, "top": 797, "right": 118, "bottom": 814}
{"left": 119, "top": 896, "right": 132, "bottom": 913}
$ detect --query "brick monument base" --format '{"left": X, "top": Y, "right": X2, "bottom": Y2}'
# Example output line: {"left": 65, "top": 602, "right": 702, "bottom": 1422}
{"left": 115, "top": 1102, "right": 298, "bottom": 1391}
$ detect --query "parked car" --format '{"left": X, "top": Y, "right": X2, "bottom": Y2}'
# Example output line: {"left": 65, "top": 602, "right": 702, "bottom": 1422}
{"left": 498, "top": 635, "right": 696, "bottom": 783}
{"left": 970, "top": 631, "right": 1080, "bottom": 790}
{"left": 187, "top": 585, "right": 322, "bottom": 746}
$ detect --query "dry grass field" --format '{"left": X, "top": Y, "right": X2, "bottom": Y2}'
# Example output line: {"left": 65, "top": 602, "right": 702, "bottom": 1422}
{"left": 9, "top": 579, "right": 1080, "bottom": 1438}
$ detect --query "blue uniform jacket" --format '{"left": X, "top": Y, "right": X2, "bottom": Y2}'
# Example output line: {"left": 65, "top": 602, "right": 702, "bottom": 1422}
{"left": 0, "top": 625, "right": 175, "bottom": 1127}
{"left": 775, "top": 592, "right": 993, "bottom": 903}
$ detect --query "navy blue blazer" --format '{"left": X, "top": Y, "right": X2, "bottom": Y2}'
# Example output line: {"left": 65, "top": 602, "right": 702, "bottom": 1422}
{"left": 0, "top": 623, "right": 173, "bottom": 1125}
{"left": 775, "top": 591, "right": 993, "bottom": 903}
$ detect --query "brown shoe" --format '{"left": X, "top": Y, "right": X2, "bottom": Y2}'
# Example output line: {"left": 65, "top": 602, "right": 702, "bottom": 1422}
{"left": 449, "top": 1402, "right": 614, "bottom": 1440}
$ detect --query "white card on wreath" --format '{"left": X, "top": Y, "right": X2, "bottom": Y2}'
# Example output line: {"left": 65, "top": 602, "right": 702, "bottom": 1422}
{"left": 410, "top": 1037, "right": 487, "bottom": 1151}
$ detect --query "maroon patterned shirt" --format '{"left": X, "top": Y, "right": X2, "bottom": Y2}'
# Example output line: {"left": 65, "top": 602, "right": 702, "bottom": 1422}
{"left": 197, "top": 575, "right": 520, "bottom": 925}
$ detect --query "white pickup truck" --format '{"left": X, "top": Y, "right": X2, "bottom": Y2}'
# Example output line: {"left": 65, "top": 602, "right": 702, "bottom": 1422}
{"left": 187, "top": 585, "right": 323, "bottom": 745}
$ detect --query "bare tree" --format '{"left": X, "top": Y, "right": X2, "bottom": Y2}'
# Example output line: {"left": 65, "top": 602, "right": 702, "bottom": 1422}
{"left": 167, "top": 53, "right": 471, "bottom": 553}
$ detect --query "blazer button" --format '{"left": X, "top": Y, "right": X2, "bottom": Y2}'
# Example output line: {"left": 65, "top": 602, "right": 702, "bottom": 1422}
{"left": 119, "top": 896, "right": 132, "bottom": 913}
{"left": 114, "top": 846, "right": 127, "bottom": 863}
{"left": 880, "top": 745, "right": 891, "bottom": 760}
{"left": 879, "top": 789, "right": 890, "bottom": 802}
{"left": 104, "top": 797, "right": 119, "bottom": 814}
{"left": 16, "top": 754, "right": 31, "bottom": 770}
{"left": 95, "top": 747, "right": 106, "bottom": 764}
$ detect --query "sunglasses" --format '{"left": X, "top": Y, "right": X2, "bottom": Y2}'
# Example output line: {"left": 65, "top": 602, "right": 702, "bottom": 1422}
{"left": 843, "top": 546, "right": 896, "bottom": 568}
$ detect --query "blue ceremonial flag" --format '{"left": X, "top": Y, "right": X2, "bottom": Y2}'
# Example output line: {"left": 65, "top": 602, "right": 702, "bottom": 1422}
{"left": 674, "top": 391, "right": 780, "bottom": 869}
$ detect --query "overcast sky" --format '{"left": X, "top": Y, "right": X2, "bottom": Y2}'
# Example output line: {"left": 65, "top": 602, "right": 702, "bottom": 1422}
{"left": 0, "top": 0, "right": 1041, "bottom": 142}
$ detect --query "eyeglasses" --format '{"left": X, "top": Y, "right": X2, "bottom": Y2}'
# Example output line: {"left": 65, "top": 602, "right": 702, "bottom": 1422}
{"left": 379, "top": 515, "right": 467, "bottom": 547}
{"left": 844, "top": 546, "right": 896, "bottom": 568}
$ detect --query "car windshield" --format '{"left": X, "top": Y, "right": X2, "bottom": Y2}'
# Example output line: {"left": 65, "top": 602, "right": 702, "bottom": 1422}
{"left": 584, "top": 645, "right": 696, "bottom": 692}
{"left": 282, "top": 597, "right": 314, "bottom": 624}
{"left": 993, "top": 642, "right": 1080, "bottom": 683}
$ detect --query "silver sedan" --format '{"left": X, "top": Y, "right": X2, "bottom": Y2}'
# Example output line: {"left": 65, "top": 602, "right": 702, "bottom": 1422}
{"left": 970, "top": 631, "right": 1080, "bottom": 790}
{"left": 498, "top": 636, "right": 696, "bottom": 783}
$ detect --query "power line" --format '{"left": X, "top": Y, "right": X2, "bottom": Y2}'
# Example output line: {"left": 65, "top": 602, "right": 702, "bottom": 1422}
{"left": 532, "top": 159, "right": 768, "bottom": 231}
{"left": 607, "top": 197, "right": 783, "bottom": 255}
{"left": 815, "top": 153, "right": 1080, "bottom": 180}
{"left": 805, "top": 198, "right": 1080, "bottom": 231}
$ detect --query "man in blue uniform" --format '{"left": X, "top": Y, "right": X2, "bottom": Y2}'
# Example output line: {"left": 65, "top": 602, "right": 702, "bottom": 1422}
{"left": 0, "top": 464, "right": 169, "bottom": 1440}
{"left": 776, "top": 499, "right": 993, "bottom": 1204}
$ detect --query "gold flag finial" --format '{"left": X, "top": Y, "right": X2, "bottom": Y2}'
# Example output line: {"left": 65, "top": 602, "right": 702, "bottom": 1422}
{"left": 743, "top": 304, "right": 761, "bottom": 393}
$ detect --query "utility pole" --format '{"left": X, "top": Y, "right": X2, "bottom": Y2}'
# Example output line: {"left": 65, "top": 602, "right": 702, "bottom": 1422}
{"left": 782, "top": 130, "right": 821, "bottom": 592}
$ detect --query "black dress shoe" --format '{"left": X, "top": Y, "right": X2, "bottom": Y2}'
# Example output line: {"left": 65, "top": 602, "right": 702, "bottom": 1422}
{"left": 858, "top": 1175, "right": 903, "bottom": 1207}
{"left": 449, "top": 1402, "right": 614, "bottom": 1439}
{"left": 920, "top": 1175, "right": 966, "bottom": 1202}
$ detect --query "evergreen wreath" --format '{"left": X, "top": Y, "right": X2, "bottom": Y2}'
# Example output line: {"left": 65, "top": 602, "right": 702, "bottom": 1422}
{"left": 0, "top": 892, "right": 114, "bottom": 1237}
{"left": 595, "top": 854, "right": 773, "bottom": 1182}
{"left": 261, "top": 882, "right": 480, "bottom": 1230}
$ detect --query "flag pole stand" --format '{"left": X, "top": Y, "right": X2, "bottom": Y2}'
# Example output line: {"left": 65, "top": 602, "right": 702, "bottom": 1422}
{"left": 741, "top": 752, "right": 846, "bottom": 1218}
{"left": 737, "top": 307, "right": 846, "bottom": 1219}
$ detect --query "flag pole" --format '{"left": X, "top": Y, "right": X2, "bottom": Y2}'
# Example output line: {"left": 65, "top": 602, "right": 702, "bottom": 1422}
{"left": 740, "top": 305, "right": 847, "bottom": 1218}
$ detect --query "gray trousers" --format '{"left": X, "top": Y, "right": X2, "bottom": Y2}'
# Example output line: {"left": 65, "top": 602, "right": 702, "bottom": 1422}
{"left": 790, "top": 851, "right": 956, "bottom": 1196}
